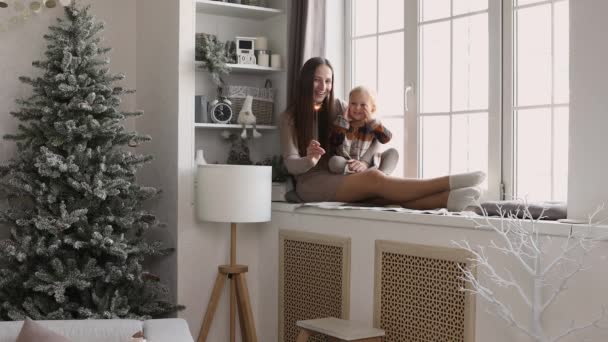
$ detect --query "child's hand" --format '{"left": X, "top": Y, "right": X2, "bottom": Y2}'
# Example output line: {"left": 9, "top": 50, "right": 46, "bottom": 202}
{"left": 306, "top": 140, "right": 326, "bottom": 165}
{"left": 346, "top": 160, "right": 369, "bottom": 173}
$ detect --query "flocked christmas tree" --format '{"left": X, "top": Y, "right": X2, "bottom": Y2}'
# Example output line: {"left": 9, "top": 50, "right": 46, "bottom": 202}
{"left": 0, "top": 2, "right": 180, "bottom": 320}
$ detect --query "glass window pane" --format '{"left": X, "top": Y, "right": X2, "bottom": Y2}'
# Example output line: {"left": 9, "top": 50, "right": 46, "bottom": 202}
{"left": 515, "top": 5, "right": 552, "bottom": 107}
{"left": 451, "top": 115, "right": 469, "bottom": 174}
{"left": 553, "top": 107, "right": 569, "bottom": 201}
{"left": 421, "top": 115, "right": 450, "bottom": 178}
{"left": 354, "top": 0, "right": 377, "bottom": 36}
{"left": 381, "top": 118, "right": 405, "bottom": 177}
{"left": 378, "top": 32, "right": 404, "bottom": 117}
{"left": 516, "top": 108, "right": 551, "bottom": 201}
{"left": 453, "top": 0, "right": 487, "bottom": 16}
{"left": 354, "top": 37, "right": 377, "bottom": 91}
{"left": 451, "top": 113, "right": 488, "bottom": 183}
{"left": 554, "top": 1, "right": 569, "bottom": 104}
{"left": 452, "top": 13, "right": 488, "bottom": 111}
{"left": 379, "top": 0, "right": 404, "bottom": 32}
{"left": 420, "top": 22, "right": 450, "bottom": 113}
{"left": 468, "top": 113, "right": 489, "bottom": 190}
{"left": 420, "top": 0, "right": 450, "bottom": 22}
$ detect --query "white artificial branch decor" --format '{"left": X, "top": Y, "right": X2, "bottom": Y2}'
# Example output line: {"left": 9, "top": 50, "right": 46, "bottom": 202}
{"left": 453, "top": 202, "right": 607, "bottom": 342}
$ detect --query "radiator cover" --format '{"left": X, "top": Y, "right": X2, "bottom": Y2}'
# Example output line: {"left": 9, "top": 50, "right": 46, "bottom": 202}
{"left": 374, "top": 240, "right": 476, "bottom": 342}
{"left": 279, "top": 230, "right": 351, "bottom": 342}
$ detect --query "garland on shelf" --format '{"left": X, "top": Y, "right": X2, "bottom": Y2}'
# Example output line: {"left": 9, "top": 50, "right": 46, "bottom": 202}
{"left": 195, "top": 33, "right": 232, "bottom": 86}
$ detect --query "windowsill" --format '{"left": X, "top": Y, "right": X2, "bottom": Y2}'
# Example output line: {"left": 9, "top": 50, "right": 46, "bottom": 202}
{"left": 271, "top": 202, "right": 608, "bottom": 238}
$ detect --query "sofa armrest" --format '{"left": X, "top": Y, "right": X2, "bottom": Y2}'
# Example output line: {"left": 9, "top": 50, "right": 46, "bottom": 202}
{"left": 144, "top": 319, "right": 194, "bottom": 342}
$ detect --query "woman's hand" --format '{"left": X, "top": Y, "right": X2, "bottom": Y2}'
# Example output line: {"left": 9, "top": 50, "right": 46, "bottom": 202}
{"left": 363, "top": 107, "right": 374, "bottom": 123}
{"left": 306, "top": 140, "right": 326, "bottom": 165}
{"left": 342, "top": 106, "right": 351, "bottom": 122}
{"left": 346, "top": 160, "right": 369, "bottom": 173}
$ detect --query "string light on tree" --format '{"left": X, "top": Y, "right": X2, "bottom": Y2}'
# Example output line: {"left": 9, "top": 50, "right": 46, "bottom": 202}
{"left": 13, "top": 0, "right": 24, "bottom": 11}
{"left": 29, "top": 1, "right": 41, "bottom": 13}
{"left": 0, "top": 0, "right": 72, "bottom": 33}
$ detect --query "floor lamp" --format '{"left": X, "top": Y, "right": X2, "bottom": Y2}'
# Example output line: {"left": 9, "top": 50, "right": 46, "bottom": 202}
{"left": 196, "top": 164, "right": 272, "bottom": 342}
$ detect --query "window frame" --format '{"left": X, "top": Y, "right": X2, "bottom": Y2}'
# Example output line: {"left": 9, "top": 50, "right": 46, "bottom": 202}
{"left": 344, "top": 0, "right": 411, "bottom": 178}
{"left": 412, "top": 1, "right": 502, "bottom": 201}
{"left": 344, "top": 0, "right": 567, "bottom": 202}
{"left": 503, "top": 0, "right": 570, "bottom": 201}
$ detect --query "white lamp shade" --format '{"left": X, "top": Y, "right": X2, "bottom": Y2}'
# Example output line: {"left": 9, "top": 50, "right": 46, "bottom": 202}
{"left": 197, "top": 164, "right": 272, "bottom": 223}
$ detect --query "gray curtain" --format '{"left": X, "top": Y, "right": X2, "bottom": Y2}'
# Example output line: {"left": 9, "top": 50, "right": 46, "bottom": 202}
{"left": 287, "top": 0, "right": 326, "bottom": 105}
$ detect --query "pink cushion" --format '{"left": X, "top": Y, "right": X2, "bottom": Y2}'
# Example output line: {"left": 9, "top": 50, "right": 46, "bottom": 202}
{"left": 16, "top": 318, "right": 71, "bottom": 342}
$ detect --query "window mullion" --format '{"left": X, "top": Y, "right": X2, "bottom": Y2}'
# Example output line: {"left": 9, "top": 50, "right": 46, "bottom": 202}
{"left": 376, "top": 0, "right": 379, "bottom": 93}
{"left": 502, "top": 0, "right": 515, "bottom": 200}
{"left": 346, "top": 0, "right": 353, "bottom": 100}
{"left": 550, "top": 1, "right": 555, "bottom": 200}
{"left": 448, "top": 0, "right": 453, "bottom": 174}
{"left": 405, "top": 0, "right": 419, "bottom": 178}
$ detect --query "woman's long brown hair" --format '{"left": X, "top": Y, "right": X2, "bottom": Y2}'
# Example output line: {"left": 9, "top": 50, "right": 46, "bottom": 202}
{"left": 288, "top": 57, "right": 336, "bottom": 157}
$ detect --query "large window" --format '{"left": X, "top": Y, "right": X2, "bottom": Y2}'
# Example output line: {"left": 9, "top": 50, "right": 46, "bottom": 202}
{"left": 346, "top": 0, "right": 569, "bottom": 201}
{"left": 348, "top": 0, "right": 407, "bottom": 177}
{"left": 507, "top": 0, "right": 569, "bottom": 201}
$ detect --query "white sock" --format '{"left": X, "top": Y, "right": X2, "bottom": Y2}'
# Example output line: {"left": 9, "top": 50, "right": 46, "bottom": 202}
{"left": 449, "top": 171, "right": 486, "bottom": 189}
{"left": 447, "top": 187, "right": 481, "bottom": 212}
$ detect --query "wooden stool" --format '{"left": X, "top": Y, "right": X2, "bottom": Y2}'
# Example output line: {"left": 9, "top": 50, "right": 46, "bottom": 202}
{"left": 296, "top": 317, "right": 385, "bottom": 342}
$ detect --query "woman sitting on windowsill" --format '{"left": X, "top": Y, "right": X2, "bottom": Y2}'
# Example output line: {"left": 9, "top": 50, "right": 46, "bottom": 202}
{"left": 279, "top": 57, "right": 485, "bottom": 211}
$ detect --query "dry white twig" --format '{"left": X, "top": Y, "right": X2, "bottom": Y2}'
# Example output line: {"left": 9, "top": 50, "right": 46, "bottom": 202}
{"left": 453, "top": 201, "right": 606, "bottom": 342}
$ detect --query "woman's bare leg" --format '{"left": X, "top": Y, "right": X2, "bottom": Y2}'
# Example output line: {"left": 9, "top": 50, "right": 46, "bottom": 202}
{"left": 400, "top": 191, "right": 449, "bottom": 210}
{"left": 334, "top": 169, "right": 450, "bottom": 203}
{"left": 362, "top": 191, "right": 449, "bottom": 210}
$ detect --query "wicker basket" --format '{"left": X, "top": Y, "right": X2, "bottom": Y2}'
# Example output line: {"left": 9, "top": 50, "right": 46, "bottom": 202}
{"left": 225, "top": 80, "right": 274, "bottom": 125}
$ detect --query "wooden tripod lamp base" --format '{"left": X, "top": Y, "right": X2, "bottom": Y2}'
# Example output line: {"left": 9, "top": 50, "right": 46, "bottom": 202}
{"left": 197, "top": 223, "right": 258, "bottom": 342}
{"left": 196, "top": 165, "right": 271, "bottom": 342}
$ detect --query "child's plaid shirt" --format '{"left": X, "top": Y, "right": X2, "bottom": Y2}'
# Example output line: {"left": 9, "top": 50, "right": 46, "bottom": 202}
{"left": 329, "top": 114, "right": 392, "bottom": 161}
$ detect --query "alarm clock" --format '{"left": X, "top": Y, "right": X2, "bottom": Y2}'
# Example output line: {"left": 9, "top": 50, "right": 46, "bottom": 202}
{"left": 236, "top": 36, "right": 257, "bottom": 65}
{"left": 209, "top": 97, "right": 233, "bottom": 124}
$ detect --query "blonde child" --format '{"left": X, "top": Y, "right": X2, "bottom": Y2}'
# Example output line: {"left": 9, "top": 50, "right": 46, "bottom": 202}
{"left": 328, "top": 86, "right": 399, "bottom": 174}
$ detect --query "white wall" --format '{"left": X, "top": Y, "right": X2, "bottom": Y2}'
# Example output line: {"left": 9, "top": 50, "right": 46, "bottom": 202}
{"left": 567, "top": 0, "right": 608, "bottom": 221}
{"left": 136, "top": 0, "right": 190, "bottom": 305}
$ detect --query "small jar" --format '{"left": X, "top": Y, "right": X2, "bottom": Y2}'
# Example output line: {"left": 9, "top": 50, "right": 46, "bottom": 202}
{"left": 255, "top": 49, "right": 271, "bottom": 67}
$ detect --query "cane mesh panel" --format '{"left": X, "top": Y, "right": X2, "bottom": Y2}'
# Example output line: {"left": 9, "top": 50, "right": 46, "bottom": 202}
{"left": 374, "top": 241, "right": 475, "bottom": 342}
{"left": 279, "top": 230, "right": 350, "bottom": 342}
